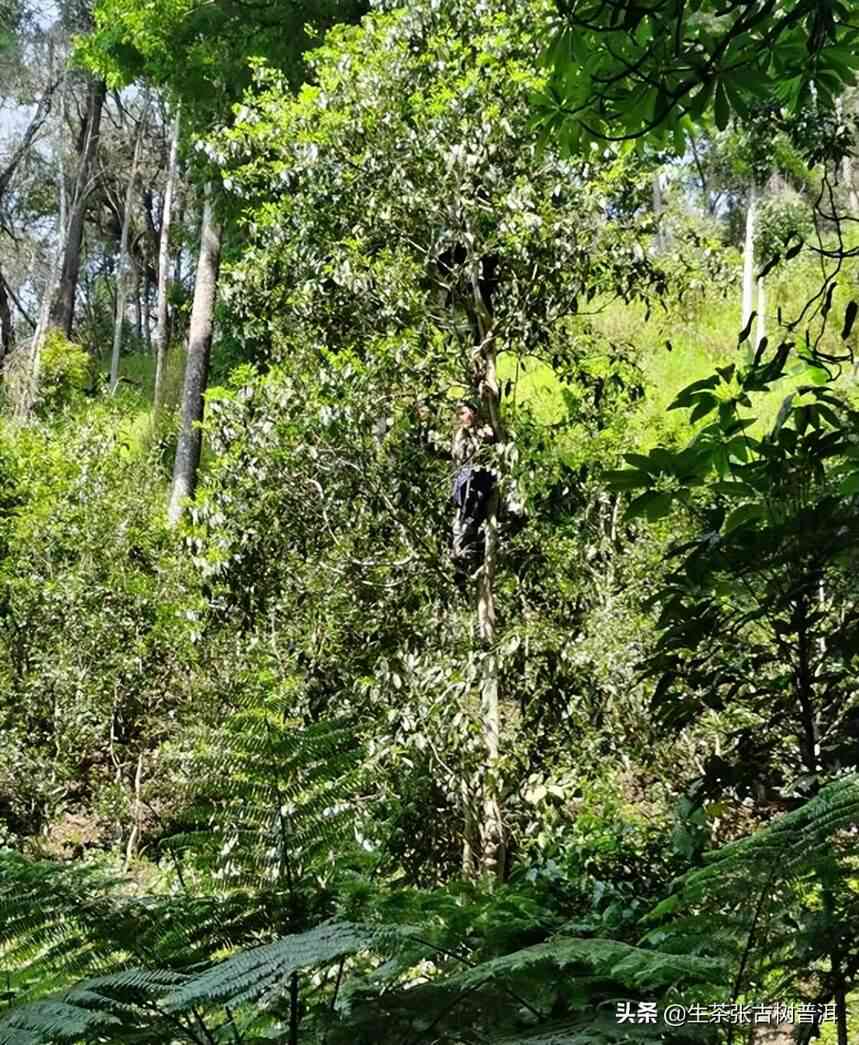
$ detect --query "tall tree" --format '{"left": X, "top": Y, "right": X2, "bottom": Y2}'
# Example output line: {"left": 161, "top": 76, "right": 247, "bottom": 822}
{"left": 49, "top": 74, "right": 106, "bottom": 336}
{"left": 167, "top": 187, "right": 222, "bottom": 525}
{"left": 214, "top": 0, "right": 666, "bottom": 878}
{"left": 81, "top": 0, "right": 367, "bottom": 516}
{"left": 109, "top": 98, "right": 148, "bottom": 391}
{"left": 152, "top": 104, "right": 180, "bottom": 415}
{"left": 0, "top": 79, "right": 57, "bottom": 357}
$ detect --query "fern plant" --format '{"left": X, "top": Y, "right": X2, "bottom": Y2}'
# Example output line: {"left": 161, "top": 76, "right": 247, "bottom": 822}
{"left": 644, "top": 775, "right": 859, "bottom": 1042}
{"left": 9, "top": 772, "right": 859, "bottom": 1045}
{"left": 0, "top": 690, "right": 372, "bottom": 1044}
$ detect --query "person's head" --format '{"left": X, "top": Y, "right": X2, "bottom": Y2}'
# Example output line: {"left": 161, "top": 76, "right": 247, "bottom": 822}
{"left": 456, "top": 400, "right": 480, "bottom": 428}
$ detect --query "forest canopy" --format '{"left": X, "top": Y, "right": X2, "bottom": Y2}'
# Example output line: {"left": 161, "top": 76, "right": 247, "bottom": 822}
{"left": 1, "top": 0, "right": 859, "bottom": 1043}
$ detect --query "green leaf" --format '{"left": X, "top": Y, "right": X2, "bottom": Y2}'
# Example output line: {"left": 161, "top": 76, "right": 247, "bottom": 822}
{"left": 711, "top": 481, "right": 754, "bottom": 498}
{"left": 737, "top": 311, "right": 756, "bottom": 346}
{"left": 805, "top": 364, "right": 829, "bottom": 385}
{"left": 689, "top": 394, "right": 717, "bottom": 423}
{"left": 624, "top": 491, "right": 674, "bottom": 523}
{"left": 668, "top": 374, "right": 719, "bottom": 410}
{"left": 622, "top": 453, "right": 654, "bottom": 472}
{"left": 714, "top": 80, "right": 730, "bottom": 130}
{"left": 842, "top": 300, "right": 857, "bottom": 340}
{"left": 723, "top": 499, "right": 764, "bottom": 526}
{"left": 839, "top": 472, "right": 859, "bottom": 496}
{"left": 603, "top": 469, "right": 651, "bottom": 491}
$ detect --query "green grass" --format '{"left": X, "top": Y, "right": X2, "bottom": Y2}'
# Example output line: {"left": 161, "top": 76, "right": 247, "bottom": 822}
{"left": 91, "top": 346, "right": 186, "bottom": 461}
{"left": 500, "top": 256, "right": 859, "bottom": 464}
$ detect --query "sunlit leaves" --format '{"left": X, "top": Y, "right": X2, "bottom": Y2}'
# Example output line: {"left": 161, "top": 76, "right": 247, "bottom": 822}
{"left": 534, "top": 0, "right": 859, "bottom": 153}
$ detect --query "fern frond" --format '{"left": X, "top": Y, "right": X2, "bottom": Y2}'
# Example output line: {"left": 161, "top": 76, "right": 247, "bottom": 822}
{"left": 679, "top": 775, "right": 859, "bottom": 901}
{"left": 0, "top": 851, "right": 135, "bottom": 993}
{"left": 0, "top": 999, "right": 121, "bottom": 1045}
{"left": 0, "top": 968, "right": 190, "bottom": 1045}
{"left": 445, "top": 936, "right": 724, "bottom": 992}
{"left": 487, "top": 1015, "right": 713, "bottom": 1044}
{"left": 165, "top": 712, "right": 367, "bottom": 889}
{"left": 164, "top": 920, "right": 367, "bottom": 1012}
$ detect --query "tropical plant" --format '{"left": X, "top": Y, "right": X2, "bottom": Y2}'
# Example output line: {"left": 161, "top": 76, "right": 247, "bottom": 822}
{"left": 535, "top": 0, "right": 859, "bottom": 151}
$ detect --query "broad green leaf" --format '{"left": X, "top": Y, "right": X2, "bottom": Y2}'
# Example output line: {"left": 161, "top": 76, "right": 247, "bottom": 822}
{"left": 723, "top": 504, "right": 764, "bottom": 532}
{"left": 603, "top": 469, "right": 651, "bottom": 491}
{"left": 839, "top": 472, "right": 859, "bottom": 496}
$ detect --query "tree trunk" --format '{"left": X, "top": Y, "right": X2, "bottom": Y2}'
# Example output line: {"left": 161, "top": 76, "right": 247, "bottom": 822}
{"left": 842, "top": 155, "right": 859, "bottom": 217}
{"left": 0, "top": 268, "right": 12, "bottom": 361}
{"left": 110, "top": 111, "right": 146, "bottom": 392}
{"left": 652, "top": 172, "right": 665, "bottom": 252}
{"left": 742, "top": 183, "right": 757, "bottom": 334}
{"left": 0, "top": 270, "right": 36, "bottom": 339}
{"left": 461, "top": 779, "right": 479, "bottom": 877}
{"left": 756, "top": 275, "right": 766, "bottom": 348}
{"left": 171, "top": 171, "right": 187, "bottom": 344}
{"left": 134, "top": 266, "right": 142, "bottom": 342}
{"left": 153, "top": 106, "right": 180, "bottom": 416}
{"left": 24, "top": 75, "right": 71, "bottom": 416}
{"left": 477, "top": 488, "right": 504, "bottom": 878}
{"left": 167, "top": 187, "right": 222, "bottom": 527}
{"left": 50, "top": 77, "right": 106, "bottom": 337}
{"left": 142, "top": 267, "right": 152, "bottom": 353}
{"left": 689, "top": 134, "right": 713, "bottom": 214}
{"left": 123, "top": 751, "right": 144, "bottom": 872}
{"left": 0, "top": 76, "right": 59, "bottom": 406}
{"left": 472, "top": 259, "right": 505, "bottom": 881}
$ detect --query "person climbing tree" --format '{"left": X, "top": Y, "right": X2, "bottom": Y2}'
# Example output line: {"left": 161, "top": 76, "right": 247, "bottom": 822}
{"left": 450, "top": 399, "right": 495, "bottom": 591}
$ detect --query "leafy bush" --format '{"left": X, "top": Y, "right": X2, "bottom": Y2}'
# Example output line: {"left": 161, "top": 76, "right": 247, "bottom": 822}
{"left": 37, "top": 330, "right": 94, "bottom": 412}
{"left": 0, "top": 407, "right": 195, "bottom": 843}
{"left": 755, "top": 191, "right": 814, "bottom": 264}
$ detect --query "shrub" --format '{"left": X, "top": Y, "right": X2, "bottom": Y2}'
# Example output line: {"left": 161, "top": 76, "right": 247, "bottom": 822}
{"left": 38, "top": 330, "right": 94, "bottom": 411}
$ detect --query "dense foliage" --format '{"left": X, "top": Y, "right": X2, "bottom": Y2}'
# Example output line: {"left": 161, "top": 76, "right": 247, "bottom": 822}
{"left": 2, "top": 0, "right": 859, "bottom": 1042}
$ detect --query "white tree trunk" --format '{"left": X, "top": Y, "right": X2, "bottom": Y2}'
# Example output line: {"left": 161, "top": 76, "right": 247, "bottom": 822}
{"left": 167, "top": 186, "right": 222, "bottom": 527}
{"left": 153, "top": 105, "right": 180, "bottom": 416}
{"left": 842, "top": 156, "right": 859, "bottom": 217}
{"left": 742, "top": 183, "right": 757, "bottom": 334}
{"left": 652, "top": 171, "right": 665, "bottom": 252}
{"left": 110, "top": 108, "right": 147, "bottom": 392}
{"left": 23, "top": 69, "right": 69, "bottom": 417}
{"left": 756, "top": 275, "right": 766, "bottom": 349}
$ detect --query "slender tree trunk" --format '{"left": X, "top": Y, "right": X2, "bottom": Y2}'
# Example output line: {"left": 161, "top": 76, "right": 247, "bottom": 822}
{"left": 461, "top": 780, "right": 479, "bottom": 877}
{"left": 477, "top": 488, "right": 504, "bottom": 878}
{"left": 472, "top": 260, "right": 505, "bottom": 881}
{"left": 24, "top": 75, "right": 70, "bottom": 416}
{"left": 652, "top": 172, "right": 665, "bottom": 252}
{"left": 842, "top": 155, "right": 859, "bottom": 217}
{"left": 154, "top": 107, "right": 181, "bottom": 416}
{"left": 796, "top": 589, "right": 848, "bottom": 1045}
{"left": 142, "top": 267, "right": 152, "bottom": 353}
{"left": 756, "top": 275, "right": 766, "bottom": 348}
{"left": 742, "top": 183, "right": 757, "bottom": 334}
{"left": 171, "top": 171, "right": 187, "bottom": 344}
{"left": 0, "top": 268, "right": 12, "bottom": 360}
{"left": 134, "top": 266, "right": 142, "bottom": 342}
{"left": 50, "top": 78, "right": 106, "bottom": 337}
{"left": 167, "top": 187, "right": 222, "bottom": 527}
{"left": 110, "top": 112, "right": 146, "bottom": 391}
{"left": 0, "top": 270, "right": 35, "bottom": 336}
{"left": 123, "top": 752, "right": 144, "bottom": 872}
{"left": 0, "top": 75, "right": 59, "bottom": 361}
{"left": 689, "top": 134, "right": 713, "bottom": 214}
{"left": 289, "top": 971, "right": 300, "bottom": 1045}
